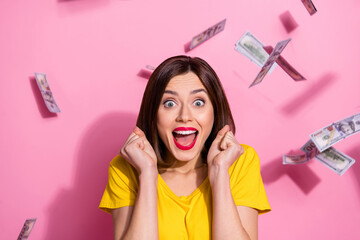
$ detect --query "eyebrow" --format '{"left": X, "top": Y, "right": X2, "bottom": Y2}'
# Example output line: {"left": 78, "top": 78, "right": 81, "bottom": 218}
{"left": 163, "top": 88, "right": 207, "bottom": 96}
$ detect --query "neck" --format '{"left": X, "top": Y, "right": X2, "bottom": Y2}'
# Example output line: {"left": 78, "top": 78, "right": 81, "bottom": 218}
{"left": 159, "top": 153, "right": 206, "bottom": 174}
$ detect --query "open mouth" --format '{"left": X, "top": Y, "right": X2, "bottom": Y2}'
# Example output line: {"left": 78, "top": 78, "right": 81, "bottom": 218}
{"left": 172, "top": 127, "right": 198, "bottom": 150}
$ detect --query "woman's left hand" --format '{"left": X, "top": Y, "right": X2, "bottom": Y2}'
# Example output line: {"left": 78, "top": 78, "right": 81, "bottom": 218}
{"left": 207, "top": 125, "right": 244, "bottom": 169}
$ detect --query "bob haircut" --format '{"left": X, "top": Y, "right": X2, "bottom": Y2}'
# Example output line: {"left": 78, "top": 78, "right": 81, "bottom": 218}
{"left": 136, "top": 55, "right": 235, "bottom": 166}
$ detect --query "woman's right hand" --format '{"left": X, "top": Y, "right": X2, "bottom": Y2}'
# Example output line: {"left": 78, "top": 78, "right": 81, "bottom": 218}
{"left": 120, "top": 126, "right": 158, "bottom": 175}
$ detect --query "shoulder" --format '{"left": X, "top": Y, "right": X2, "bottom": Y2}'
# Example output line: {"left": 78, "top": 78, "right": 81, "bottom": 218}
{"left": 109, "top": 155, "right": 128, "bottom": 168}
{"left": 234, "top": 144, "right": 259, "bottom": 165}
{"left": 108, "top": 155, "right": 138, "bottom": 179}
{"left": 240, "top": 144, "right": 258, "bottom": 158}
{"left": 110, "top": 155, "right": 133, "bottom": 169}
{"left": 240, "top": 144, "right": 257, "bottom": 155}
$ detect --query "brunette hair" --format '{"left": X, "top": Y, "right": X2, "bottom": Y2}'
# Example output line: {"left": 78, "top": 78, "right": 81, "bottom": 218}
{"left": 136, "top": 55, "right": 235, "bottom": 166}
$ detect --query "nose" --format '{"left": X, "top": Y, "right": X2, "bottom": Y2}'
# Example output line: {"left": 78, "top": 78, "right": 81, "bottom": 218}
{"left": 176, "top": 104, "right": 193, "bottom": 122}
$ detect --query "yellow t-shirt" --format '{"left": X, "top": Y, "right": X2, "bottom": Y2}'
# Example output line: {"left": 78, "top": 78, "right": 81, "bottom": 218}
{"left": 99, "top": 144, "right": 271, "bottom": 239}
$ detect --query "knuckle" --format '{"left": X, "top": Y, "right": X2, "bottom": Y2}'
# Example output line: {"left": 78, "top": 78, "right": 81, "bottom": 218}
{"left": 119, "top": 148, "right": 126, "bottom": 157}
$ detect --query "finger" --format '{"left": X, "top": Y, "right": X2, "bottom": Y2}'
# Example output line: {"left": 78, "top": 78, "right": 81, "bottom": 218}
{"left": 124, "top": 126, "right": 144, "bottom": 146}
{"left": 122, "top": 132, "right": 139, "bottom": 149}
{"left": 119, "top": 129, "right": 142, "bottom": 155}
{"left": 120, "top": 137, "right": 145, "bottom": 159}
{"left": 219, "top": 131, "right": 233, "bottom": 150}
{"left": 133, "top": 126, "right": 145, "bottom": 138}
{"left": 213, "top": 125, "right": 230, "bottom": 145}
{"left": 133, "top": 127, "right": 151, "bottom": 148}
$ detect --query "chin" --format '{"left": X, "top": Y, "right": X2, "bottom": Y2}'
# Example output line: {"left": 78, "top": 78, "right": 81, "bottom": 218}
{"left": 169, "top": 145, "right": 203, "bottom": 162}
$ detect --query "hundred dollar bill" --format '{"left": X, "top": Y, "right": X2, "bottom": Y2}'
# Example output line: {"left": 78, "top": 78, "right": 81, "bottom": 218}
{"left": 249, "top": 38, "right": 291, "bottom": 88}
{"left": 301, "top": 0, "right": 317, "bottom": 16}
{"left": 17, "top": 218, "right": 37, "bottom": 240}
{"left": 263, "top": 46, "right": 306, "bottom": 81}
{"left": 315, "top": 147, "right": 355, "bottom": 176}
{"left": 234, "top": 31, "right": 276, "bottom": 72}
{"left": 283, "top": 152, "right": 311, "bottom": 165}
{"left": 300, "top": 139, "right": 320, "bottom": 158}
{"left": 34, "top": 73, "right": 61, "bottom": 113}
{"left": 145, "top": 65, "right": 155, "bottom": 71}
{"left": 309, "top": 113, "right": 360, "bottom": 152}
{"left": 189, "top": 19, "right": 226, "bottom": 50}
{"left": 283, "top": 139, "right": 320, "bottom": 165}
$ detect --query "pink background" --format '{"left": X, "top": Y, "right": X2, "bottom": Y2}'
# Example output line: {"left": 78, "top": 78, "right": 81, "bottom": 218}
{"left": 1, "top": 0, "right": 360, "bottom": 239}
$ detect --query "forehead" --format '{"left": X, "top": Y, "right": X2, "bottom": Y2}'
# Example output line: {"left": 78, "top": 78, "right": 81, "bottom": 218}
{"left": 165, "top": 71, "right": 205, "bottom": 90}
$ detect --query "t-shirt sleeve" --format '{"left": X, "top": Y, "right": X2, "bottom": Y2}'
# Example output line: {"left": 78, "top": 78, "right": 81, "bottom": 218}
{"left": 229, "top": 144, "right": 271, "bottom": 214}
{"left": 99, "top": 155, "right": 139, "bottom": 214}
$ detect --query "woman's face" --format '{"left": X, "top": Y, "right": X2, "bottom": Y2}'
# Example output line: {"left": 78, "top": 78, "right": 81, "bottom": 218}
{"left": 157, "top": 71, "right": 214, "bottom": 163}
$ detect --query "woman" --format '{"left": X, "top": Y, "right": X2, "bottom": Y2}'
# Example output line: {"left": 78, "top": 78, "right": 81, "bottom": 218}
{"left": 99, "top": 55, "right": 271, "bottom": 240}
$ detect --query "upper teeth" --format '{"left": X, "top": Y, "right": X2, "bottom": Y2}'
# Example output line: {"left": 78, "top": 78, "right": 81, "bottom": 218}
{"left": 174, "top": 130, "right": 196, "bottom": 135}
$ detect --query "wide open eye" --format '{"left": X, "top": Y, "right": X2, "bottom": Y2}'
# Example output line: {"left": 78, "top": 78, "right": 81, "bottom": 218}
{"left": 164, "top": 100, "right": 176, "bottom": 108}
{"left": 193, "top": 99, "right": 205, "bottom": 107}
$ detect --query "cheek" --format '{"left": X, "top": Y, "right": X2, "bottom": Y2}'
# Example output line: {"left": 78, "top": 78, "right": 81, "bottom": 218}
{"left": 157, "top": 110, "right": 169, "bottom": 126}
{"left": 200, "top": 108, "right": 214, "bottom": 134}
{"left": 205, "top": 114, "right": 214, "bottom": 127}
{"left": 156, "top": 112, "right": 172, "bottom": 140}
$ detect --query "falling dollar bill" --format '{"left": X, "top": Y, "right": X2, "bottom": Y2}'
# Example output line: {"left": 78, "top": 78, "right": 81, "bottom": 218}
{"left": 284, "top": 138, "right": 356, "bottom": 175}
{"left": 17, "top": 218, "right": 37, "bottom": 240}
{"left": 300, "top": 139, "right": 320, "bottom": 157}
{"left": 234, "top": 31, "right": 276, "bottom": 73}
{"left": 283, "top": 139, "right": 319, "bottom": 164}
{"left": 145, "top": 65, "right": 155, "bottom": 71}
{"left": 283, "top": 139, "right": 318, "bottom": 165}
{"left": 283, "top": 152, "right": 311, "bottom": 165}
{"left": 263, "top": 45, "right": 306, "bottom": 81}
{"left": 309, "top": 113, "right": 360, "bottom": 152}
{"left": 34, "top": 73, "right": 61, "bottom": 113}
{"left": 249, "top": 38, "right": 291, "bottom": 88}
{"left": 189, "top": 19, "right": 226, "bottom": 50}
{"left": 301, "top": 0, "right": 317, "bottom": 16}
{"left": 315, "top": 148, "right": 355, "bottom": 176}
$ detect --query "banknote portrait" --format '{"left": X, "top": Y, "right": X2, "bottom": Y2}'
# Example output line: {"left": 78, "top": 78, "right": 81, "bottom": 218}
{"left": 352, "top": 114, "right": 360, "bottom": 130}
{"left": 43, "top": 91, "right": 55, "bottom": 104}
{"left": 206, "top": 27, "right": 216, "bottom": 39}
{"left": 189, "top": 19, "right": 226, "bottom": 49}
{"left": 212, "top": 21, "right": 225, "bottom": 36}
{"left": 335, "top": 120, "right": 355, "bottom": 135}
{"left": 191, "top": 30, "right": 208, "bottom": 48}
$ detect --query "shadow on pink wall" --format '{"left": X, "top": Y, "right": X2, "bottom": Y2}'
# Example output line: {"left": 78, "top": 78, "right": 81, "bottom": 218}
{"left": 261, "top": 156, "right": 321, "bottom": 194}
{"left": 281, "top": 73, "right": 337, "bottom": 115}
{"left": 279, "top": 11, "right": 298, "bottom": 33}
{"left": 57, "top": 0, "right": 111, "bottom": 15}
{"left": 347, "top": 147, "right": 360, "bottom": 201}
{"left": 44, "top": 111, "right": 137, "bottom": 240}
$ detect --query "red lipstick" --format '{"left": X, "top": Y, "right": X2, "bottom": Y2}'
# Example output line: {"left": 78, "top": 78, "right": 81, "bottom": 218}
{"left": 172, "top": 127, "right": 198, "bottom": 150}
